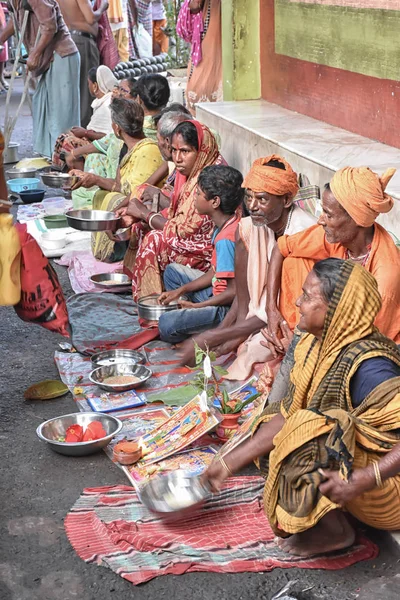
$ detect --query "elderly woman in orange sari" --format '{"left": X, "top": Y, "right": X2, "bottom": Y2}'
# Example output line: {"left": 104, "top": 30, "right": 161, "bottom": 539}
{"left": 265, "top": 165, "right": 400, "bottom": 352}
{"left": 116, "top": 120, "right": 225, "bottom": 300}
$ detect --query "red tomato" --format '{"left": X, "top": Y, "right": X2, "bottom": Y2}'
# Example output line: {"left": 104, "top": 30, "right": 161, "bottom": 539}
{"left": 65, "top": 424, "right": 84, "bottom": 442}
{"left": 82, "top": 421, "right": 107, "bottom": 441}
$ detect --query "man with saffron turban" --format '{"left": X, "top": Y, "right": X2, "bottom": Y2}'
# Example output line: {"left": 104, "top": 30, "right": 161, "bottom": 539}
{"left": 266, "top": 166, "right": 400, "bottom": 352}
{"left": 179, "top": 155, "right": 315, "bottom": 374}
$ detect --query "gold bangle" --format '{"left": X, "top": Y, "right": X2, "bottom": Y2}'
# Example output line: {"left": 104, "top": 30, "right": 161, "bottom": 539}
{"left": 373, "top": 460, "right": 383, "bottom": 488}
{"left": 218, "top": 455, "right": 233, "bottom": 477}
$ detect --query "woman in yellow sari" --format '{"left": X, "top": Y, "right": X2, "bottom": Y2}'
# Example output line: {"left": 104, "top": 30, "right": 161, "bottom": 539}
{"left": 204, "top": 258, "right": 400, "bottom": 557}
{"left": 71, "top": 97, "right": 164, "bottom": 262}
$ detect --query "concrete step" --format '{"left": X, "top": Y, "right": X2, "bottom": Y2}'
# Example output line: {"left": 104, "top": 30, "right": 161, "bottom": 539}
{"left": 197, "top": 99, "right": 400, "bottom": 240}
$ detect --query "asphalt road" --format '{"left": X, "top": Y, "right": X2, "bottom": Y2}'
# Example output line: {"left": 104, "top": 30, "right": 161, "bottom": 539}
{"left": 1, "top": 80, "right": 400, "bottom": 600}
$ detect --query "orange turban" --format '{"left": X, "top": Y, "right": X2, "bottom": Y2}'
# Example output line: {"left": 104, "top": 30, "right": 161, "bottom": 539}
{"left": 330, "top": 166, "right": 395, "bottom": 227}
{"left": 243, "top": 155, "right": 299, "bottom": 198}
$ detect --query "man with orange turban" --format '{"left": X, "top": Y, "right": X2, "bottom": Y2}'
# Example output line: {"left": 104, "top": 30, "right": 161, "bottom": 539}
{"left": 179, "top": 155, "right": 315, "bottom": 374}
{"left": 266, "top": 165, "right": 400, "bottom": 350}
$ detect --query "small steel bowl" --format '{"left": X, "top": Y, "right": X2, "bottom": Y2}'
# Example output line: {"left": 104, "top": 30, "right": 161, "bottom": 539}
{"left": 41, "top": 172, "right": 80, "bottom": 189}
{"left": 89, "top": 363, "right": 152, "bottom": 392}
{"left": 138, "top": 294, "right": 181, "bottom": 322}
{"left": 6, "top": 167, "right": 38, "bottom": 179}
{"left": 107, "top": 227, "right": 131, "bottom": 242}
{"left": 66, "top": 209, "right": 120, "bottom": 232}
{"left": 36, "top": 412, "right": 122, "bottom": 456}
{"left": 140, "top": 471, "right": 210, "bottom": 520}
{"left": 90, "top": 273, "right": 132, "bottom": 288}
{"left": 91, "top": 349, "right": 146, "bottom": 368}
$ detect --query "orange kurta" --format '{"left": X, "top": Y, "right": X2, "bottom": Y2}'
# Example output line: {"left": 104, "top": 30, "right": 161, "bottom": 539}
{"left": 278, "top": 223, "right": 400, "bottom": 343}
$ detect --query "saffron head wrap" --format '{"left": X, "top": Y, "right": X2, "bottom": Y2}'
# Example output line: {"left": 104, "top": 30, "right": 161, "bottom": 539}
{"left": 243, "top": 155, "right": 299, "bottom": 198}
{"left": 330, "top": 166, "right": 395, "bottom": 227}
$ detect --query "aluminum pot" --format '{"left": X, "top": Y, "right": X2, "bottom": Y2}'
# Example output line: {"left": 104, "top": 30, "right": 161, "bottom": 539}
{"left": 3, "top": 143, "right": 20, "bottom": 164}
{"left": 137, "top": 294, "right": 181, "bottom": 321}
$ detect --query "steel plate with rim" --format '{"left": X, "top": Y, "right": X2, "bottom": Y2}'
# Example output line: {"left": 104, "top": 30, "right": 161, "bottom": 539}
{"left": 90, "top": 273, "right": 132, "bottom": 288}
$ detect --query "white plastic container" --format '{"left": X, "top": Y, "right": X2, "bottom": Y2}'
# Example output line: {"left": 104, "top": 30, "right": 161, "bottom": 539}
{"left": 41, "top": 231, "right": 66, "bottom": 250}
{"left": 42, "top": 197, "right": 65, "bottom": 216}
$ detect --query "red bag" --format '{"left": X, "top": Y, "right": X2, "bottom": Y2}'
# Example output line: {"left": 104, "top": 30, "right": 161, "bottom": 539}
{"left": 14, "top": 224, "right": 70, "bottom": 337}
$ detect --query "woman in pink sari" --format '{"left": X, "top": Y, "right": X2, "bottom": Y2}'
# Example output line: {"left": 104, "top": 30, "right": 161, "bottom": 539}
{"left": 116, "top": 120, "right": 225, "bottom": 300}
{"left": 176, "top": 0, "right": 222, "bottom": 114}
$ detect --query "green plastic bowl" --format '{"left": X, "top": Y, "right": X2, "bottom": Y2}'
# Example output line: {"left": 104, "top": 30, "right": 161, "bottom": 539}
{"left": 43, "top": 214, "right": 68, "bottom": 229}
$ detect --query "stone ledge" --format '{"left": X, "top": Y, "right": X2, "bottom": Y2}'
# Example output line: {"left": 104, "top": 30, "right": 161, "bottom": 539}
{"left": 197, "top": 100, "right": 400, "bottom": 239}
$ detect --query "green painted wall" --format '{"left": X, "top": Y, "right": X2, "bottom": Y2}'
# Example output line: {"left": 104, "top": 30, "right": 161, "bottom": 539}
{"left": 221, "top": 0, "right": 261, "bottom": 101}
{"left": 275, "top": 1, "right": 400, "bottom": 81}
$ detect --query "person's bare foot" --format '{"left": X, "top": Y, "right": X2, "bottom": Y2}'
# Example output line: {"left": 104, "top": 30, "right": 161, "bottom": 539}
{"left": 276, "top": 510, "right": 355, "bottom": 557}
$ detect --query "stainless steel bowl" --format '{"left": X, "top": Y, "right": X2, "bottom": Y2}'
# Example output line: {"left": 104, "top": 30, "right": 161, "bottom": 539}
{"left": 138, "top": 294, "right": 181, "bottom": 321}
{"left": 90, "top": 273, "right": 132, "bottom": 288}
{"left": 41, "top": 172, "right": 80, "bottom": 189}
{"left": 140, "top": 471, "right": 210, "bottom": 519}
{"left": 89, "top": 363, "right": 152, "bottom": 392}
{"left": 91, "top": 349, "right": 146, "bottom": 367}
{"left": 6, "top": 167, "right": 38, "bottom": 179}
{"left": 108, "top": 227, "right": 131, "bottom": 242}
{"left": 36, "top": 412, "right": 122, "bottom": 456}
{"left": 66, "top": 209, "right": 120, "bottom": 232}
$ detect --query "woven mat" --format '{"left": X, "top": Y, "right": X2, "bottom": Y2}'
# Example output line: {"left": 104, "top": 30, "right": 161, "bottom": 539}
{"left": 65, "top": 476, "right": 378, "bottom": 585}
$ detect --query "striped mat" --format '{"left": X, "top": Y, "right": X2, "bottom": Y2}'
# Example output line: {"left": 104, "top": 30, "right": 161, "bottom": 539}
{"left": 65, "top": 476, "right": 378, "bottom": 585}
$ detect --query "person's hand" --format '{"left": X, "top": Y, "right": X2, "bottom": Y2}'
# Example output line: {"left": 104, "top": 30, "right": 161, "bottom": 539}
{"left": 123, "top": 196, "right": 148, "bottom": 221}
{"left": 65, "top": 152, "right": 77, "bottom": 169}
{"left": 26, "top": 51, "right": 40, "bottom": 72}
{"left": 69, "top": 169, "right": 85, "bottom": 190}
{"left": 201, "top": 456, "right": 231, "bottom": 493}
{"left": 265, "top": 306, "right": 287, "bottom": 354}
{"left": 140, "top": 185, "right": 161, "bottom": 206}
{"left": 70, "top": 171, "right": 97, "bottom": 190}
{"left": 260, "top": 320, "right": 293, "bottom": 358}
{"left": 179, "top": 300, "right": 196, "bottom": 309}
{"left": 70, "top": 127, "right": 87, "bottom": 139}
{"left": 158, "top": 288, "right": 184, "bottom": 305}
{"left": 318, "top": 468, "right": 373, "bottom": 508}
{"left": 114, "top": 206, "right": 136, "bottom": 228}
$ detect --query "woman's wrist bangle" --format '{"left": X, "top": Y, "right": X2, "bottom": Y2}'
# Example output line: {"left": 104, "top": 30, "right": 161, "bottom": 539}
{"left": 148, "top": 212, "right": 160, "bottom": 230}
{"left": 146, "top": 211, "right": 156, "bottom": 223}
{"left": 373, "top": 460, "right": 383, "bottom": 488}
{"left": 218, "top": 455, "right": 233, "bottom": 477}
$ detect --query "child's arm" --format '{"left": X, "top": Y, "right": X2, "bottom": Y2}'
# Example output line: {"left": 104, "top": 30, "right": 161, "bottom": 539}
{"left": 159, "top": 269, "right": 214, "bottom": 305}
{"left": 180, "top": 279, "right": 236, "bottom": 309}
